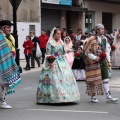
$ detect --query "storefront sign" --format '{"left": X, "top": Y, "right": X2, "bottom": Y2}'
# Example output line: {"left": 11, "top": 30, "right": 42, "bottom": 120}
{"left": 42, "top": 0, "right": 72, "bottom": 6}
{"left": 59, "top": 0, "right": 72, "bottom": 6}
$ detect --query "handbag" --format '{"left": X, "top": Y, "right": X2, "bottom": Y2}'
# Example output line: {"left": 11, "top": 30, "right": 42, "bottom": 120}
{"left": 36, "top": 43, "right": 42, "bottom": 57}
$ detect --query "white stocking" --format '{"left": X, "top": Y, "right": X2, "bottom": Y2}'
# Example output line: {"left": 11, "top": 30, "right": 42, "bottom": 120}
{"left": 103, "top": 79, "right": 111, "bottom": 98}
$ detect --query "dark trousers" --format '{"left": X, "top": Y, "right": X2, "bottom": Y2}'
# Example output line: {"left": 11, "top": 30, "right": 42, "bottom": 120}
{"left": 31, "top": 51, "right": 40, "bottom": 67}
{"left": 25, "top": 54, "right": 31, "bottom": 69}
{"left": 41, "top": 48, "right": 46, "bottom": 64}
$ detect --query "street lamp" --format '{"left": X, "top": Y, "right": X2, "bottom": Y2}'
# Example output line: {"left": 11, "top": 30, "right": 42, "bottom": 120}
{"left": 9, "top": 0, "right": 22, "bottom": 73}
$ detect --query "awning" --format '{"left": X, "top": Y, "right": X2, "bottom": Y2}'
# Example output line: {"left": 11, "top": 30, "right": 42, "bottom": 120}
{"left": 41, "top": 3, "right": 88, "bottom": 12}
{"left": 86, "top": 0, "right": 120, "bottom": 4}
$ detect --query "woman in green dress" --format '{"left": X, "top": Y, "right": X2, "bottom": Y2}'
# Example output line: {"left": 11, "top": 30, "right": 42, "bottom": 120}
{"left": 36, "top": 28, "right": 80, "bottom": 103}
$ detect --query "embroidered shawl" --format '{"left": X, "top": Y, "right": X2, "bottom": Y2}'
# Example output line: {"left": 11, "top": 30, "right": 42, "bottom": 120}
{"left": 0, "top": 33, "right": 21, "bottom": 95}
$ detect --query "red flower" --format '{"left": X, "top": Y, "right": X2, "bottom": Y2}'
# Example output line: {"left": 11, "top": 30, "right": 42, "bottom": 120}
{"left": 47, "top": 56, "right": 56, "bottom": 63}
{"left": 111, "top": 45, "right": 116, "bottom": 51}
{"left": 75, "top": 52, "right": 80, "bottom": 57}
{"left": 100, "top": 52, "right": 106, "bottom": 60}
{"left": 48, "top": 56, "right": 55, "bottom": 59}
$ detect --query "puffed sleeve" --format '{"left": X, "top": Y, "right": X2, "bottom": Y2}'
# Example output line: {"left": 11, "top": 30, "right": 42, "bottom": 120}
{"left": 46, "top": 43, "right": 52, "bottom": 55}
{"left": 105, "top": 40, "right": 111, "bottom": 63}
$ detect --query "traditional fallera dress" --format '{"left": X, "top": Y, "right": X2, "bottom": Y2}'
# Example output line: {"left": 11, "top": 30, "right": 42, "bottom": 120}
{"left": 64, "top": 36, "right": 74, "bottom": 68}
{"left": 84, "top": 35, "right": 110, "bottom": 96}
{"left": 36, "top": 39, "right": 80, "bottom": 103}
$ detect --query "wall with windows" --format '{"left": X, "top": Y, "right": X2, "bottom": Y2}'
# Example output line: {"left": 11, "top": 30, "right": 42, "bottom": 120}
{"left": 84, "top": 1, "right": 120, "bottom": 30}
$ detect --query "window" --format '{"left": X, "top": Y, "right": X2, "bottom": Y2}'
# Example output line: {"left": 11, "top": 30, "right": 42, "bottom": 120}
{"left": 29, "top": 25, "right": 35, "bottom": 33}
{"left": 85, "top": 12, "right": 95, "bottom": 33}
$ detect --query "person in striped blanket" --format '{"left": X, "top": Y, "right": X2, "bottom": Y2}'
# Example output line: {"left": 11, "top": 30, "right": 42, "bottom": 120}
{"left": 0, "top": 20, "right": 21, "bottom": 109}
{"left": 84, "top": 23, "right": 118, "bottom": 103}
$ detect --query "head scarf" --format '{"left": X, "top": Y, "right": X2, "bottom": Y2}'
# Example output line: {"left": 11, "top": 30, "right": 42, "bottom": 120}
{"left": 47, "top": 27, "right": 63, "bottom": 46}
{"left": 64, "top": 36, "right": 73, "bottom": 52}
{"left": 95, "top": 23, "right": 104, "bottom": 31}
{"left": 78, "top": 45, "right": 83, "bottom": 50}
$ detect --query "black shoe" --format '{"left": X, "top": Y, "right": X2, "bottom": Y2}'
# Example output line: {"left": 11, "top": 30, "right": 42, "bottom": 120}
{"left": 26, "top": 68, "right": 30, "bottom": 70}
{"left": 31, "top": 66, "right": 35, "bottom": 68}
{"left": 38, "top": 65, "right": 40, "bottom": 67}
{"left": 23, "top": 67, "right": 27, "bottom": 70}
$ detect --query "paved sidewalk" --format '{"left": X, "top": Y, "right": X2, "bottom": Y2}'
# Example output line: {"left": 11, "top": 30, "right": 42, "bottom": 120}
{"left": 20, "top": 59, "right": 42, "bottom": 75}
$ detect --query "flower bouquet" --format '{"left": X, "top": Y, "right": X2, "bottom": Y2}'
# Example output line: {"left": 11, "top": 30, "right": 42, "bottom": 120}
{"left": 47, "top": 56, "right": 56, "bottom": 63}
{"left": 100, "top": 52, "right": 106, "bottom": 61}
{"left": 74, "top": 52, "right": 81, "bottom": 59}
{"left": 111, "top": 45, "right": 116, "bottom": 51}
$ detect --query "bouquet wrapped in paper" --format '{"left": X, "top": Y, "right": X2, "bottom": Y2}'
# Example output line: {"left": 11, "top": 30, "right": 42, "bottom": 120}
{"left": 47, "top": 56, "right": 56, "bottom": 63}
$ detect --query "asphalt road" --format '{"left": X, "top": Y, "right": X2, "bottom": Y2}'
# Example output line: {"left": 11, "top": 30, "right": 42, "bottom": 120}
{"left": 0, "top": 68, "right": 120, "bottom": 120}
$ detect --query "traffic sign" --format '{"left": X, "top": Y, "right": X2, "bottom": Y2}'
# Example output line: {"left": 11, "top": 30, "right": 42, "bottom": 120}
{"left": 9, "top": 0, "right": 22, "bottom": 10}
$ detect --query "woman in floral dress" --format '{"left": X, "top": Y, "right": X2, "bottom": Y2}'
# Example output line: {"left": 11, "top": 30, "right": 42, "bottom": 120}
{"left": 36, "top": 28, "right": 80, "bottom": 103}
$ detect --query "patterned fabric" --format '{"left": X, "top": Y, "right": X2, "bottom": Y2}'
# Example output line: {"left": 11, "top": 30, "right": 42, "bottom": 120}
{"left": 36, "top": 43, "right": 80, "bottom": 103}
{"left": 5, "top": 34, "right": 15, "bottom": 53}
{"left": 0, "top": 33, "right": 21, "bottom": 95}
{"left": 84, "top": 36, "right": 104, "bottom": 96}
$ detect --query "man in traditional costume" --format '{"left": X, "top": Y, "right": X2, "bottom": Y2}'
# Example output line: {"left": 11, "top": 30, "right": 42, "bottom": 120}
{"left": 0, "top": 20, "right": 21, "bottom": 109}
{"left": 0, "top": 20, "right": 16, "bottom": 58}
{"left": 84, "top": 23, "right": 118, "bottom": 103}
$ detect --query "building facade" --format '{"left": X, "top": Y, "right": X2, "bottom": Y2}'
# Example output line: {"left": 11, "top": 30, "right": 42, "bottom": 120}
{"left": 41, "top": 0, "right": 87, "bottom": 33}
{"left": 84, "top": 0, "right": 120, "bottom": 33}
{"left": 0, "top": 0, "right": 41, "bottom": 59}
{"left": 41, "top": 0, "right": 120, "bottom": 33}
{"left": 0, "top": 0, "right": 40, "bottom": 22}
{"left": 1, "top": 0, "right": 120, "bottom": 58}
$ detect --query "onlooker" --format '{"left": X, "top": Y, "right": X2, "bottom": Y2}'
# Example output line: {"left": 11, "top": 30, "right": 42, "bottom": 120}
{"left": 30, "top": 30, "right": 40, "bottom": 68}
{"left": 23, "top": 36, "right": 34, "bottom": 70}
{"left": 38, "top": 30, "right": 49, "bottom": 64}
{"left": 61, "top": 30, "right": 68, "bottom": 41}
{"left": 76, "top": 29, "right": 82, "bottom": 42}
{"left": 46, "top": 30, "right": 51, "bottom": 37}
